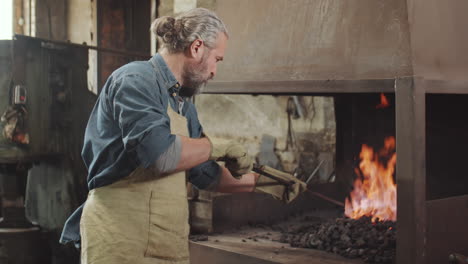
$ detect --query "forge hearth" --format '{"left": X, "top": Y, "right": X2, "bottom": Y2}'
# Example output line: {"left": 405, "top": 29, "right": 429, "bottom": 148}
{"left": 190, "top": 210, "right": 364, "bottom": 264}
{"left": 190, "top": 210, "right": 397, "bottom": 264}
{"left": 275, "top": 94, "right": 398, "bottom": 264}
{"left": 280, "top": 216, "right": 396, "bottom": 263}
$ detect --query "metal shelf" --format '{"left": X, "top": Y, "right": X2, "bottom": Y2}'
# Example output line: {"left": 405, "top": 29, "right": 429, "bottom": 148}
{"left": 203, "top": 79, "right": 396, "bottom": 95}
{"left": 203, "top": 78, "right": 468, "bottom": 95}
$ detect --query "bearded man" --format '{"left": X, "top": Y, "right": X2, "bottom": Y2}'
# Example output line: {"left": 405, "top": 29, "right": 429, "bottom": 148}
{"left": 60, "top": 8, "right": 305, "bottom": 264}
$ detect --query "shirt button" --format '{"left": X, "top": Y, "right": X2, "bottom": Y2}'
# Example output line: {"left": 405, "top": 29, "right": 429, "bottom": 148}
{"left": 174, "top": 83, "right": 180, "bottom": 88}
{"left": 172, "top": 92, "right": 177, "bottom": 97}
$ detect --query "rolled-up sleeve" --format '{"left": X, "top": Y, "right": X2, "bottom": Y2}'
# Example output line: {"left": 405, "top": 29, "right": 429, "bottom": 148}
{"left": 184, "top": 103, "right": 222, "bottom": 190}
{"left": 111, "top": 74, "right": 176, "bottom": 169}
{"left": 188, "top": 160, "right": 222, "bottom": 190}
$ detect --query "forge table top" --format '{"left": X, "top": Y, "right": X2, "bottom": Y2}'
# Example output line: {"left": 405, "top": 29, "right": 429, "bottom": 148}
{"left": 189, "top": 226, "right": 364, "bottom": 264}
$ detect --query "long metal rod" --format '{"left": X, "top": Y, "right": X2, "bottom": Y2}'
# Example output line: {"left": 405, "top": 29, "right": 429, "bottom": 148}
{"left": 306, "top": 190, "right": 344, "bottom": 207}
{"left": 306, "top": 160, "right": 325, "bottom": 184}
{"left": 14, "top": 34, "right": 150, "bottom": 58}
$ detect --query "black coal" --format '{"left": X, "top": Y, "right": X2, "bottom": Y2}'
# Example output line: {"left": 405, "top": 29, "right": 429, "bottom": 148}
{"left": 279, "top": 216, "right": 396, "bottom": 263}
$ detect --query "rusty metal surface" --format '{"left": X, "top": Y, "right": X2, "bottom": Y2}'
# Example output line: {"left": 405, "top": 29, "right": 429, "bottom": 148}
{"left": 213, "top": 0, "right": 411, "bottom": 83}
{"left": 204, "top": 79, "right": 396, "bottom": 94}
{"left": 0, "top": 35, "right": 94, "bottom": 162}
{"left": 395, "top": 77, "right": 427, "bottom": 264}
{"left": 426, "top": 195, "right": 468, "bottom": 264}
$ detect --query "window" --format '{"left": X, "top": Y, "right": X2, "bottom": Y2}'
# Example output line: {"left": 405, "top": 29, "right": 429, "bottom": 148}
{"left": 0, "top": 0, "right": 13, "bottom": 39}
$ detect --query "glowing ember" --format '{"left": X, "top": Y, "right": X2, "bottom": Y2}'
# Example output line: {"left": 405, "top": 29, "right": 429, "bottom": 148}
{"left": 376, "top": 93, "right": 390, "bottom": 109}
{"left": 345, "top": 137, "right": 397, "bottom": 222}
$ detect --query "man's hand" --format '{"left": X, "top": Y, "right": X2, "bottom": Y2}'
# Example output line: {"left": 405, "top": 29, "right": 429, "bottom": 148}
{"left": 254, "top": 166, "right": 307, "bottom": 203}
{"left": 206, "top": 136, "right": 253, "bottom": 177}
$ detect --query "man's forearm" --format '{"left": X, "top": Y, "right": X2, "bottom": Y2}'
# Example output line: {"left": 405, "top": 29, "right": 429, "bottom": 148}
{"left": 173, "top": 135, "right": 211, "bottom": 172}
{"left": 215, "top": 167, "right": 258, "bottom": 193}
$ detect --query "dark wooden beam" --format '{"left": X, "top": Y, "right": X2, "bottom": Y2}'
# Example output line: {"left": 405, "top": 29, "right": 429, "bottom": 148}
{"left": 97, "top": 0, "right": 151, "bottom": 89}
{"left": 203, "top": 79, "right": 396, "bottom": 95}
{"left": 395, "top": 77, "right": 427, "bottom": 264}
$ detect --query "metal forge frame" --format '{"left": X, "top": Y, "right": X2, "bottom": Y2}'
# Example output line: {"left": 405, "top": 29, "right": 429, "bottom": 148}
{"left": 195, "top": 77, "right": 468, "bottom": 264}
{"left": 189, "top": 0, "right": 468, "bottom": 262}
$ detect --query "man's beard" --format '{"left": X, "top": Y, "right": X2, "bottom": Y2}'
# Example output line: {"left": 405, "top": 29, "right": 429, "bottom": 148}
{"left": 180, "top": 52, "right": 211, "bottom": 97}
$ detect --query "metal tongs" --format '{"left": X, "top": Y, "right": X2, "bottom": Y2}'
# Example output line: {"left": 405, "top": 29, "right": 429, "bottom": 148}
{"left": 252, "top": 163, "right": 344, "bottom": 207}
{"left": 252, "top": 164, "right": 296, "bottom": 188}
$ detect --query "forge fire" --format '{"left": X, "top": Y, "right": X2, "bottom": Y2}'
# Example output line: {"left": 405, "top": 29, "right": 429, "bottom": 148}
{"left": 345, "top": 137, "right": 397, "bottom": 222}
{"left": 281, "top": 136, "right": 398, "bottom": 263}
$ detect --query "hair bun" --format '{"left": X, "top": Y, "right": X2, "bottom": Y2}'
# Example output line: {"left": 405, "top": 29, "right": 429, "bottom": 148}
{"left": 153, "top": 16, "right": 176, "bottom": 38}
{"left": 150, "top": 8, "right": 227, "bottom": 53}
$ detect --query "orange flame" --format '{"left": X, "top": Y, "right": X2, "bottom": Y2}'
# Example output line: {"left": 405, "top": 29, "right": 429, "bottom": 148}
{"left": 345, "top": 137, "right": 397, "bottom": 222}
{"left": 376, "top": 93, "right": 390, "bottom": 109}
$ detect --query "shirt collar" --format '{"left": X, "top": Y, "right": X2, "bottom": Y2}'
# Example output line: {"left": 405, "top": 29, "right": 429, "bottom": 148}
{"left": 149, "top": 53, "right": 180, "bottom": 91}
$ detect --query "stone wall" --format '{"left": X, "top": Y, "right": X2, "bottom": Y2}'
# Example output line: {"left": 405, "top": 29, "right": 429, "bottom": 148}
{"left": 195, "top": 94, "right": 336, "bottom": 179}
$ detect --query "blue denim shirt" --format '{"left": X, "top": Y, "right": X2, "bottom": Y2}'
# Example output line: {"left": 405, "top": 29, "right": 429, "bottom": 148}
{"left": 60, "top": 54, "right": 221, "bottom": 247}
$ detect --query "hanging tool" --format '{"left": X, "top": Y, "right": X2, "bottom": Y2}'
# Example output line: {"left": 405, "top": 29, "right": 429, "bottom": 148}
{"left": 305, "top": 160, "right": 325, "bottom": 184}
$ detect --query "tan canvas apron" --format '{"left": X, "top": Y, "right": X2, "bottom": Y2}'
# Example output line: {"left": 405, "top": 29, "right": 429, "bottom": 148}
{"left": 80, "top": 102, "right": 190, "bottom": 264}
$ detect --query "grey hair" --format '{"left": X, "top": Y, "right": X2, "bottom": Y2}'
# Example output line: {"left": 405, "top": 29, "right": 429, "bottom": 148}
{"left": 151, "top": 8, "right": 228, "bottom": 53}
